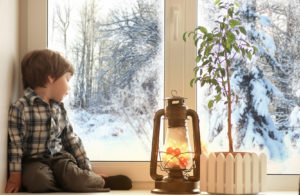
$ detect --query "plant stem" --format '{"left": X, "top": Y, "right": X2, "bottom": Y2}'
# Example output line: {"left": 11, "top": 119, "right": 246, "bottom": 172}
{"left": 225, "top": 51, "right": 234, "bottom": 153}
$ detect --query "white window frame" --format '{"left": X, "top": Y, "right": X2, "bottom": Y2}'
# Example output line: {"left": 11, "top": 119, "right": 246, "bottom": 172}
{"left": 19, "top": 0, "right": 299, "bottom": 191}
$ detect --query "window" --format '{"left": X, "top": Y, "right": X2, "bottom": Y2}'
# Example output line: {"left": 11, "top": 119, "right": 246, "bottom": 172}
{"left": 197, "top": 0, "right": 300, "bottom": 174}
{"left": 22, "top": 0, "right": 299, "bottom": 190}
{"left": 48, "top": 0, "right": 164, "bottom": 161}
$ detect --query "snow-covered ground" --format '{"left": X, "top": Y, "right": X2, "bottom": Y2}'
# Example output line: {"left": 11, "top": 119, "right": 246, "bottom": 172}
{"left": 67, "top": 108, "right": 151, "bottom": 161}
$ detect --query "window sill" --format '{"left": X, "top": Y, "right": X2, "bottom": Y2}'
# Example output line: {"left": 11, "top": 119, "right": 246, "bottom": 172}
{"left": 14, "top": 190, "right": 299, "bottom": 195}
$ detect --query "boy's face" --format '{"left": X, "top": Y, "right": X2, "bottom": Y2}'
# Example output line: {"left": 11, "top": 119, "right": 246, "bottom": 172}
{"left": 49, "top": 72, "right": 72, "bottom": 102}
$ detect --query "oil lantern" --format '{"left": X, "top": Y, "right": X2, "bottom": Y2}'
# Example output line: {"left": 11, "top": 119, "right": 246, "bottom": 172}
{"left": 150, "top": 92, "right": 201, "bottom": 194}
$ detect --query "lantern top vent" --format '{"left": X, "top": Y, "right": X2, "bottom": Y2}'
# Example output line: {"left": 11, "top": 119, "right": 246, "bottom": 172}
{"left": 165, "top": 90, "right": 188, "bottom": 127}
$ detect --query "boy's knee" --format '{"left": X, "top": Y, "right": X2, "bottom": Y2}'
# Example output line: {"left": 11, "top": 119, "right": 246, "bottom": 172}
{"left": 22, "top": 162, "right": 60, "bottom": 192}
{"left": 24, "top": 177, "right": 58, "bottom": 192}
{"left": 53, "top": 157, "right": 105, "bottom": 192}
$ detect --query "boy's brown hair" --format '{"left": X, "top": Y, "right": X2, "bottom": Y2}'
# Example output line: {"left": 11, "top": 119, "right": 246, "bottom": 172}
{"left": 21, "top": 49, "right": 74, "bottom": 89}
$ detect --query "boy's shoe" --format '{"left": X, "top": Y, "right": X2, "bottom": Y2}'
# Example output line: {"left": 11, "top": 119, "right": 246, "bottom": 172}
{"left": 104, "top": 175, "right": 132, "bottom": 190}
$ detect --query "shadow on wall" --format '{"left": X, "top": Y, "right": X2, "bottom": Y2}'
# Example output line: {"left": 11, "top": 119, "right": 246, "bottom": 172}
{"left": 0, "top": 56, "right": 22, "bottom": 192}
{"left": 10, "top": 56, "right": 22, "bottom": 103}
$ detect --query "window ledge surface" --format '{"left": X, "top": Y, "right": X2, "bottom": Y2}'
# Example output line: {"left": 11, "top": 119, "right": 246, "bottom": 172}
{"left": 8, "top": 191, "right": 298, "bottom": 195}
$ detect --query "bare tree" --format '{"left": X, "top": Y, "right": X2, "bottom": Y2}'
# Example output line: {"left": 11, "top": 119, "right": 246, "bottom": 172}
{"left": 96, "top": 0, "right": 161, "bottom": 102}
{"left": 55, "top": 0, "right": 71, "bottom": 57}
{"left": 73, "top": 0, "right": 99, "bottom": 109}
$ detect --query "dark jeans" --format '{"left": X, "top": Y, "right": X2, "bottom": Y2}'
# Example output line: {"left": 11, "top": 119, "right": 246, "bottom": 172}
{"left": 22, "top": 152, "right": 105, "bottom": 192}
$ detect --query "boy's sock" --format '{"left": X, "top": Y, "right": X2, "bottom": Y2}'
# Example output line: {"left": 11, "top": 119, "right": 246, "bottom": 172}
{"left": 103, "top": 175, "right": 132, "bottom": 190}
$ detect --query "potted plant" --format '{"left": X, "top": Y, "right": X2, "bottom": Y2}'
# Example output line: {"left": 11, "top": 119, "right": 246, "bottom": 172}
{"left": 183, "top": 0, "right": 266, "bottom": 194}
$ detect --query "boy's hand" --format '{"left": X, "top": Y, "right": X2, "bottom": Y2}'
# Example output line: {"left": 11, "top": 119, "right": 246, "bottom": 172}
{"left": 97, "top": 173, "right": 109, "bottom": 178}
{"left": 5, "top": 172, "right": 22, "bottom": 193}
{"left": 93, "top": 170, "right": 108, "bottom": 178}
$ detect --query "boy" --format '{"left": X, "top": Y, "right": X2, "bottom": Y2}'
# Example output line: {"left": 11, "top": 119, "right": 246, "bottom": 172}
{"left": 5, "top": 49, "right": 131, "bottom": 193}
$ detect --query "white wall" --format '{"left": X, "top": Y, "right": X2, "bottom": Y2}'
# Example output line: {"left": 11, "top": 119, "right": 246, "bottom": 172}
{"left": 0, "top": 0, "right": 20, "bottom": 192}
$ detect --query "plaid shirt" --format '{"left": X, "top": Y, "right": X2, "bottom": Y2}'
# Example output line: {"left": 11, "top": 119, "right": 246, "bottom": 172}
{"left": 8, "top": 88, "right": 92, "bottom": 172}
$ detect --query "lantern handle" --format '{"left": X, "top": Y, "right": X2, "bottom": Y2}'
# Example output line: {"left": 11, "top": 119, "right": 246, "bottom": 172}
{"left": 171, "top": 89, "right": 178, "bottom": 97}
{"left": 150, "top": 109, "right": 165, "bottom": 181}
{"left": 187, "top": 109, "right": 201, "bottom": 182}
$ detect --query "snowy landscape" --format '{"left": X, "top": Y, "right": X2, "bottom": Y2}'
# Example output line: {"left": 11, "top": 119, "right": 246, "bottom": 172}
{"left": 48, "top": 0, "right": 164, "bottom": 161}
{"left": 48, "top": 0, "right": 299, "bottom": 174}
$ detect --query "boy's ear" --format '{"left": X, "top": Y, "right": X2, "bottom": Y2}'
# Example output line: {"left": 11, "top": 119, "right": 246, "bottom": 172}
{"left": 47, "top": 75, "right": 55, "bottom": 84}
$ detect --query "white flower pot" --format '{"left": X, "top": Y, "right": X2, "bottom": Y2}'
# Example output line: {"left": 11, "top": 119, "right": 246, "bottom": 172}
{"left": 200, "top": 152, "right": 267, "bottom": 194}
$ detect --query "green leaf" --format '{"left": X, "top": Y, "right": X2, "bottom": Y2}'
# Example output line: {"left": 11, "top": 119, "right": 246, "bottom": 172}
{"left": 228, "top": 8, "right": 233, "bottom": 17}
{"left": 216, "top": 32, "right": 222, "bottom": 37}
{"left": 202, "top": 60, "right": 210, "bottom": 66}
{"left": 220, "top": 22, "right": 225, "bottom": 30}
{"left": 208, "top": 66, "right": 213, "bottom": 73}
{"left": 214, "top": 0, "right": 220, "bottom": 5}
{"left": 204, "top": 45, "right": 213, "bottom": 57}
{"left": 215, "top": 94, "right": 221, "bottom": 102}
{"left": 196, "top": 55, "right": 201, "bottom": 62}
{"left": 183, "top": 32, "right": 187, "bottom": 42}
{"left": 241, "top": 48, "right": 245, "bottom": 57}
{"left": 253, "top": 46, "right": 258, "bottom": 52}
{"left": 208, "top": 100, "right": 214, "bottom": 108}
{"left": 201, "top": 79, "right": 206, "bottom": 87}
{"left": 226, "top": 59, "right": 230, "bottom": 66}
{"left": 188, "top": 31, "right": 194, "bottom": 37}
{"left": 198, "top": 47, "right": 203, "bottom": 56}
{"left": 220, "top": 68, "right": 225, "bottom": 77}
{"left": 229, "top": 19, "right": 241, "bottom": 29}
{"left": 190, "top": 78, "right": 195, "bottom": 87}
{"left": 200, "top": 41, "right": 206, "bottom": 51}
{"left": 198, "top": 47, "right": 203, "bottom": 55}
{"left": 226, "top": 31, "right": 236, "bottom": 44}
{"left": 225, "top": 46, "right": 232, "bottom": 53}
{"left": 233, "top": 44, "right": 240, "bottom": 52}
{"left": 213, "top": 70, "right": 218, "bottom": 78}
{"left": 213, "top": 57, "right": 218, "bottom": 64}
{"left": 212, "top": 79, "right": 218, "bottom": 85}
{"left": 193, "top": 66, "right": 198, "bottom": 71}
{"left": 194, "top": 37, "right": 201, "bottom": 47}
{"left": 239, "top": 26, "right": 246, "bottom": 35}
{"left": 226, "top": 40, "right": 231, "bottom": 50}
{"left": 206, "top": 33, "right": 213, "bottom": 41}
{"left": 247, "top": 51, "right": 252, "bottom": 60}
{"left": 199, "top": 26, "right": 208, "bottom": 34}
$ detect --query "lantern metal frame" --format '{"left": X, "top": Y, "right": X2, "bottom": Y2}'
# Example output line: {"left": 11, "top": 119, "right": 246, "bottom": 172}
{"left": 150, "top": 96, "right": 201, "bottom": 194}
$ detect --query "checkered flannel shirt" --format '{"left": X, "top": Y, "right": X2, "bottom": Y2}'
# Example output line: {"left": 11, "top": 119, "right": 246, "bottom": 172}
{"left": 8, "top": 88, "right": 92, "bottom": 172}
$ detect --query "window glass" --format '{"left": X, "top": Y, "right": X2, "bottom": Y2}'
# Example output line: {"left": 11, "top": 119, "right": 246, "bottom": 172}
{"left": 197, "top": 0, "right": 300, "bottom": 174}
{"left": 48, "top": 0, "right": 164, "bottom": 161}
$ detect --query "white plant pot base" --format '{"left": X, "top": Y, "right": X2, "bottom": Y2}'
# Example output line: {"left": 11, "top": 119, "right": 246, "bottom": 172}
{"left": 200, "top": 152, "right": 267, "bottom": 194}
